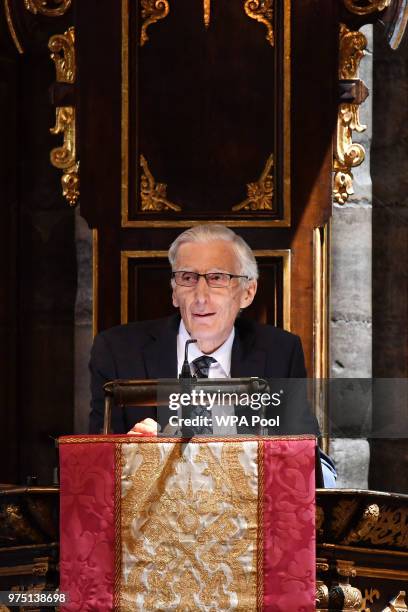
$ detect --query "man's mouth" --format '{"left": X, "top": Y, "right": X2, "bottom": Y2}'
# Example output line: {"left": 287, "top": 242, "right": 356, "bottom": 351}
{"left": 192, "top": 312, "right": 215, "bottom": 318}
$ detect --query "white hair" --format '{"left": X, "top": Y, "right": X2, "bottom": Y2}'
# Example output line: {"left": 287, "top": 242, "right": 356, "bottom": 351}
{"left": 168, "top": 224, "right": 259, "bottom": 280}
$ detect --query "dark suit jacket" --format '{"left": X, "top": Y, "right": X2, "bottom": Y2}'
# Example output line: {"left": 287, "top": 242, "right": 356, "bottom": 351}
{"left": 89, "top": 313, "right": 319, "bottom": 436}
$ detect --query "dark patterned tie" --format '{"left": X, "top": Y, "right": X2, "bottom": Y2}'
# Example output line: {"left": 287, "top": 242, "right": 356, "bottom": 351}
{"left": 192, "top": 355, "right": 216, "bottom": 378}
{"left": 184, "top": 356, "right": 217, "bottom": 434}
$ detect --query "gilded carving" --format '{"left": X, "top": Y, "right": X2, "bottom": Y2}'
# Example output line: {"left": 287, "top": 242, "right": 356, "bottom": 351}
{"left": 48, "top": 26, "right": 79, "bottom": 206}
{"left": 343, "top": 504, "right": 380, "bottom": 545}
{"left": 140, "top": 155, "right": 181, "bottom": 212}
{"left": 0, "top": 503, "right": 43, "bottom": 543}
{"left": 358, "top": 506, "right": 408, "bottom": 548}
{"left": 204, "top": 0, "right": 210, "bottom": 27}
{"left": 232, "top": 154, "right": 274, "bottom": 211}
{"left": 24, "top": 0, "right": 71, "bottom": 16}
{"left": 337, "top": 559, "right": 357, "bottom": 579}
{"left": 48, "top": 26, "right": 75, "bottom": 83}
{"left": 244, "top": 0, "right": 274, "bottom": 47}
{"left": 50, "top": 107, "right": 79, "bottom": 206}
{"left": 343, "top": 0, "right": 391, "bottom": 16}
{"left": 330, "top": 584, "right": 362, "bottom": 610}
{"left": 140, "top": 0, "right": 170, "bottom": 47}
{"left": 316, "top": 580, "right": 330, "bottom": 609}
{"left": 50, "top": 107, "right": 75, "bottom": 168}
{"left": 361, "top": 588, "right": 381, "bottom": 611}
{"left": 334, "top": 25, "right": 367, "bottom": 205}
{"left": 61, "top": 161, "right": 80, "bottom": 206}
{"left": 383, "top": 591, "right": 408, "bottom": 612}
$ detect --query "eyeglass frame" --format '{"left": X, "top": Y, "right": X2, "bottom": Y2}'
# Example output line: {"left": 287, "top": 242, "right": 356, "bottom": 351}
{"left": 171, "top": 270, "right": 249, "bottom": 288}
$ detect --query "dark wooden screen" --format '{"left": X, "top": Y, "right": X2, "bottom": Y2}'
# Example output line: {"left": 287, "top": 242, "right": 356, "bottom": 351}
{"left": 77, "top": 0, "right": 337, "bottom": 375}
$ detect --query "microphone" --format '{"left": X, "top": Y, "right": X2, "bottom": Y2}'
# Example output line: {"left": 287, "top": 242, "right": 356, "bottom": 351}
{"left": 179, "top": 339, "right": 198, "bottom": 378}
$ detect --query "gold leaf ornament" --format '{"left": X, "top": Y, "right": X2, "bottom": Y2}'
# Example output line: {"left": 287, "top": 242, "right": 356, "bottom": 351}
{"left": 343, "top": 0, "right": 391, "bottom": 16}
{"left": 232, "top": 154, "right": 274, "bottom": 211}
{"left": 140, "top": 0, "right": 170, "bottom": 47}
{"left": 244, "top": 0, "right": 274, "bottom": 46}
{"left": 24, "top": 0, "right": 71, "bottom": 17}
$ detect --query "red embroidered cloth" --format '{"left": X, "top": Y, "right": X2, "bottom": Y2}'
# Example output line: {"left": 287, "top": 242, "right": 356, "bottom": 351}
{"left": 59, "top": 436, "right": 315, "bottom": 611}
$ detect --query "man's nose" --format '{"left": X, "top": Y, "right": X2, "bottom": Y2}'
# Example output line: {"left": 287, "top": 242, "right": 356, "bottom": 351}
{"left": 193, "top": 275, "right": 210, "bottom": 301}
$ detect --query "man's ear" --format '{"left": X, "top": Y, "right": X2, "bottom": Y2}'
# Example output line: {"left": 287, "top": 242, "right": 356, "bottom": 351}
{"left": 172, "top": 286, "right": 179, "bottom": 308}
{"left": 239, "top": 279, "right": 257, "bottom": 309}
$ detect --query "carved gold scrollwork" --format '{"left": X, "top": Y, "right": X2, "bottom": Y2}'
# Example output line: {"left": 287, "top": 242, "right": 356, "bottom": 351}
{"left": 343, "top": 0, "right": 391, "bottom": 16}
{"left": 343, "top": 503, "right": 380, "bottom": 545}
{"left": 232, "top": 154, "right": 274, "bottom": 211}
{"left": 383, "top": 591, "right": 408, "bottom": 612}
{"left": 316, "top": 581, "right": 330, "bottom": 610}
{"left": 50, "top": 107, "right": 79, "bottom": 206}
{"left": 333, "top": 24, "right": 367, "bottom": 205}
{"left": 358, "top": 506, "right": 408, "bottom": 547}
{"left": 140, "top": 155, "right": 181, "bottom": 212}
{"left": 49, "top": 27, "right": 79, "bottom": 206}
{"left": 330, "top": 584, "right": 363, "bottom": 610}
{"left": 49, "top": 26, "right": 75, "bottom": 83}
{"left": 244, "top": 0, "right": 274, "bottom": 46}
{"left": 361, "top": 588, "right": 381, "bottom": 611}
{"left": 140, "top": 0, "right": 170, "bottom": 47}
{"left": 24, "top": 0, "right": 71, "bottom": 17}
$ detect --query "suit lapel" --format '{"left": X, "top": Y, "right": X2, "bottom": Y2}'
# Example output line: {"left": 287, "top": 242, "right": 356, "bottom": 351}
{"left": 142, "top": 314, "right": 179, "bottom": 379}
{"left": 231, "top": 318, "right": 267, "bottom": 378}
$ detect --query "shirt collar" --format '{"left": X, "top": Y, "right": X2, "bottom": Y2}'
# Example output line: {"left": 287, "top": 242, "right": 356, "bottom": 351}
{"left": 177, "top": 319, "right": 235, "bottom": 377}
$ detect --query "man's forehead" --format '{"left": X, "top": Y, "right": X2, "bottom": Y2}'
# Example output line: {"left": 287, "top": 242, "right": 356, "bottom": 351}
{"left": 175, "top": 240, "right": 239, "bottom": 269}
{"left": 177, "top": 240, "right": 234, "bottom": 256}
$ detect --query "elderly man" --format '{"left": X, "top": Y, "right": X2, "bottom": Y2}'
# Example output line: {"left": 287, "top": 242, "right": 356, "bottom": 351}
{"left": 88, "top": 224, "right": 336, "bottom": 484}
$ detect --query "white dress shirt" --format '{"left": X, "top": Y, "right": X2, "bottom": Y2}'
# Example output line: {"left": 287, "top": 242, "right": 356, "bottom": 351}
{"left": 175, "top": 319, "right": 337, "bottom": 486}
{"left": 177, "top": 320, "right": 236, "bottom": 434}
{"left": 177, "top": 319, "right": 234, "bottom": 378}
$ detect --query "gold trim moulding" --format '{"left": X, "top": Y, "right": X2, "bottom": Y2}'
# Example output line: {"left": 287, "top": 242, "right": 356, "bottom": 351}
{"left": 24, "top": 0, "right": 72, "bottom": 17}
{"left": 60, "top": 434, "right": 314, "bottom": 444}
{"left": 313, "top": 224, "right": 330, "bottom": 454}
{"left": 320, "top": 543, "right": 408, "bottom": 558}
{"left": 333, "top": 24, "right": 367, "bottom": 205}
{"left": 120, "top": 249, "right": 168, "bottom": 324}
{"left": 121, "top": 0, "right": 291, "bottom": 228}
{"left": 244, "top": 0, "right": 274, "bottom": 47}
{"left": 140, "top": 0, "right": 170, "bottom": 47}
{"left": 4, "top": 0, "right": 24, "bottom": 54}
{"left": 121, "top": 249, "right": 291, "bottom": 330}
{"left": 343, "top": 0, "right": 391, "bottom": 16}
{"left": 355, "top": 566, "right": 408, "bottom": 581}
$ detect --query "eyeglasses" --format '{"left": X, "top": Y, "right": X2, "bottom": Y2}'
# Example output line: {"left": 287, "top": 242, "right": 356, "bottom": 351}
{"left": 172, "top": 271, "right": 249, "bottom": 288}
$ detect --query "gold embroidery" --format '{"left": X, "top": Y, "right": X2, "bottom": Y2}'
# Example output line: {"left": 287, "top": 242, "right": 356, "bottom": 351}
{"left": 120, "top": 442, "right": 258, "bottom": 610}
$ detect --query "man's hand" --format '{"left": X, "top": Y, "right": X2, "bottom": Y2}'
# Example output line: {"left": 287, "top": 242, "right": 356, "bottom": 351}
{"left": 127, "top": 418, "right": 158, "bottom": 436}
